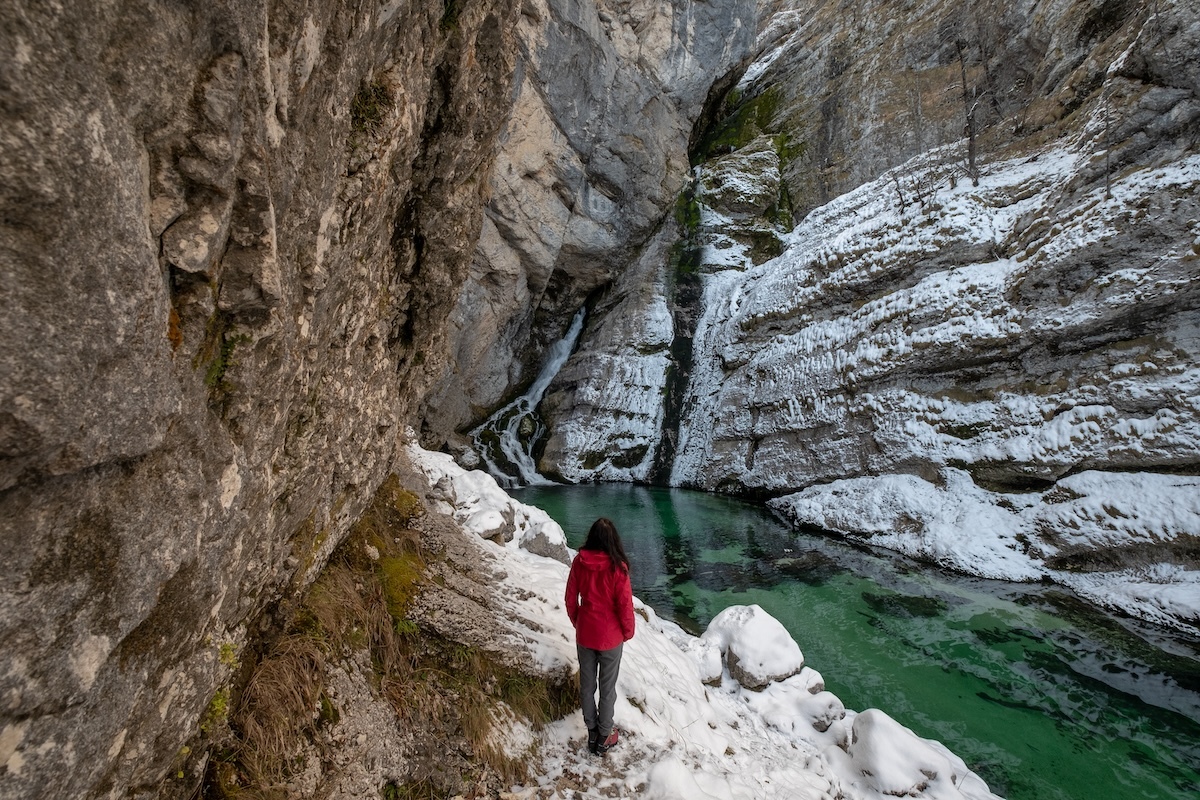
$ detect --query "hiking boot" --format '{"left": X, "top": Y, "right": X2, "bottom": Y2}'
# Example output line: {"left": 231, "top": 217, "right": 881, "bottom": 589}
{"left": 593, "top": 728, "right": 619, "bottom": 755}
{"left": 586, "top": 727, "right": 598, "bottom": 751}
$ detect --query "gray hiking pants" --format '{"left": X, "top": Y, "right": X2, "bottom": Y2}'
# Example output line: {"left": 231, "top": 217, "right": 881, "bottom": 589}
{"left": 577, "top": 642, "right": 623, "bottom": 737}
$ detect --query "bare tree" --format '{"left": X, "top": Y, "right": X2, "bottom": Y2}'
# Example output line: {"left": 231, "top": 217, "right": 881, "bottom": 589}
{"left": 955, "top": 37, "right": 981, "bottom": 186}
{"left": 891, "top": 172, "right": 908, "bottom": 212}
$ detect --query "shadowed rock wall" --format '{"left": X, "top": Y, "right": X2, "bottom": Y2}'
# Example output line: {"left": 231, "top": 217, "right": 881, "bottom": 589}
{"left": 418, "top": 0, "right": 759, "bottom": 444}
{"left": 0, "top": 1, "right": 521, "bottom": 796}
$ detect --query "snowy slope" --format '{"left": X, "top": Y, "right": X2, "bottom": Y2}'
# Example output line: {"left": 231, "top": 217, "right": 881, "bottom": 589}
{"left": 408, "top": 443, "right": 1002, "bottom": 800}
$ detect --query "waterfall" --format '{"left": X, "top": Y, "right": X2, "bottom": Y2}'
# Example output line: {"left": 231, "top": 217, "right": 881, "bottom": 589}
{"left": 471, "top": 309, "right": 586, "bottom": 487}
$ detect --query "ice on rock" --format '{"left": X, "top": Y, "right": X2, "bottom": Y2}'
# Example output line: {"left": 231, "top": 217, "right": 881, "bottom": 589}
{"left": 702, "top": 604, "right": 804, "bottom": 689}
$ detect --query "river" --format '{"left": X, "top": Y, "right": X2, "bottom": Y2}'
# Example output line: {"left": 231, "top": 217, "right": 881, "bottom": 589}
{"left": 514, "top": 483, "right": 1200, "bottom": 800}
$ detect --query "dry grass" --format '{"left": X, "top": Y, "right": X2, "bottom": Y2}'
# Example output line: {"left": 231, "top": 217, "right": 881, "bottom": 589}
{"left": 204, "top": 472, "right": 575, "bottom": 797}
{"left": 232, "top": 634, "right": 325, "bottom": 789}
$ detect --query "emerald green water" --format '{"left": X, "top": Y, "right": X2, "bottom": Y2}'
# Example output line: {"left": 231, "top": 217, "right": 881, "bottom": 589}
{"left": 515, "top": 484, "right": 1200, "bottom": 800}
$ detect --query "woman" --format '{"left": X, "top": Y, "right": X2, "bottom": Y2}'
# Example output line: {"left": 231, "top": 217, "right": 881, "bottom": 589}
{"left": 565, "top": 517, "right": 635, "bottom": 755}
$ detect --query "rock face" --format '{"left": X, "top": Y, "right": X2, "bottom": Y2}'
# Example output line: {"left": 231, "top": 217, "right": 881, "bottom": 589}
{"left": 419, "top": 0, "right": 759, "bottom": 443}
{"left": 542, "top": 0, "right": 1200, "bottom": 497}
{"left": 0, "top": 2, "right": 523, "bottom": 797}
{"left": 656, "top": 0, "right": 1200, "bottom": 625}
{"left": 529, "top": 0, "right": 1200, "bottom": 625}
{"left": 537, "top": 222, "right": 678, "bottom": 482}
{"left": 0, "top": 0, "right": 763, "bottom": 796}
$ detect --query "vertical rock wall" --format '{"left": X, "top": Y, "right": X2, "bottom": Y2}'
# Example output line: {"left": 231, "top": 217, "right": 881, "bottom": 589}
{"left": 667, "top": 0, "right": 1200, "bottom": 494}
{"left": 419, "top": 0, "right": 760, "bottom": 444}
{"left": 0, "top": 1, "right": 520, "bottom": 797}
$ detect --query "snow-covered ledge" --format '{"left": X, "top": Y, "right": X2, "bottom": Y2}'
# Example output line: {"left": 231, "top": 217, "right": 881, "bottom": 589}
{"left": 406, "top": 441, "right": 1001, "bottom": 800}
{"left": 769, "top": 467, "right": 1200, "bottom": 634}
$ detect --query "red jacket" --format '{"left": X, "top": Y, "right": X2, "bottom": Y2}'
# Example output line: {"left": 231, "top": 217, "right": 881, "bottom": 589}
{"left": 565, "top": 549, "right": 635, "bottom": 651}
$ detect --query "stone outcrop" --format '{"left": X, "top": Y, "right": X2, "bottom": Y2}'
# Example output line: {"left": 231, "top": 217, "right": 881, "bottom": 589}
{"left": 0, "top": 2, "right": 522, "bottom": 797}
{"left": 536, "top": 129, "right": 793, "bottom": 483}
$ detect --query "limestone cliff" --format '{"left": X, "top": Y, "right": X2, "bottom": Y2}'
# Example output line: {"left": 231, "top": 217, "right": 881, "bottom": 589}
{"left": 0, "top": 1, "right": 762, "bottom": 797}
{"left": 669, "top": 0, "right": 1200, "bottom": 491}
{"left": 419, "top": 0, "right": 759, "bottom": 447}
{"left": 0, "top": 1, "right": 523, "bottom": 796}
{"left": 534, "top": 0, "right": 1200, "bottom": 626}
{"left": 541, "top": 0, "right": 1200, "bottom": 492}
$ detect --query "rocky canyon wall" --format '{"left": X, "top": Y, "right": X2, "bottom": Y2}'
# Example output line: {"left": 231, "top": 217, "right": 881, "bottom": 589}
{"left": 418, "top": 0, "right": 759, "bottom": 449}
{"left": 541, "top": 0, "right": 1200, "bottom": 493}
{"left": 0, "top": 0, "right": 762, "bottom": 796}
{"left": 0, "top": 1, "right": 527, "bottom": 796}
{"left": 531, "top": 0, "right": 1200, "bottom": 628}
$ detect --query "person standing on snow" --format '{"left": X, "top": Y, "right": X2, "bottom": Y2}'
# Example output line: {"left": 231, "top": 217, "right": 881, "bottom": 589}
{"left": 565, "top": 517, "right": 635, "bottom": 755}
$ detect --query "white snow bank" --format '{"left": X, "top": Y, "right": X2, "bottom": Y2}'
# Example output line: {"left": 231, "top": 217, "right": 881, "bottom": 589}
{"left": 1058, "top": 564, "right": 1200, "bottom": 632}
{"left": 834, "top": 709, "right": 998, "bottom": 800}
{"left": 407, "top": 445, "right": 570, "bottom": 563}
{"left": 770, "top": 468, "right": 1200, "bottom": 633}
{"left": 405, "top": 441, "right": 1001, "bottom": 800}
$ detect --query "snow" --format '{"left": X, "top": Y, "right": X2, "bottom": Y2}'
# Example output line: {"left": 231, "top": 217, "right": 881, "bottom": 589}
{"left": 412, "top": 447, "right": 570, "bottom": 562}
{"left": 657, "top": 102, "right": 1200, "bottom": 635}
{"left": 701, "top": 604, "right": 805, "bottom": 688}
{"left": 406, "top": 441, "right": 1002, "bottom": 800}
{"left": 671, "top": 140, "right": 1200, "bottom": 494}
{"left": 769, "top": 468, "right": 1200, "bottom": 633}
{"left": 837, "top": 709, "right": 996, "bottom": 800}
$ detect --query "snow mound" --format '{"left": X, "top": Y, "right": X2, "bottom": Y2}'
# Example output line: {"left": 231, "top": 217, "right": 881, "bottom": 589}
{"left": 836, "top": 709, "right": 997, "bottom": 800}
{"left": 702, "top": 603, "right": 805, "bottom": 689}
{"left": 408, "top": 445, "right": 570, "bottom": 564}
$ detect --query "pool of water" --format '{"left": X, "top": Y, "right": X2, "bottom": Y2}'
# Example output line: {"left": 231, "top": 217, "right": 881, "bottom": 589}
{"left": 515, "top": 483, "right": 1200, "bottom": 800}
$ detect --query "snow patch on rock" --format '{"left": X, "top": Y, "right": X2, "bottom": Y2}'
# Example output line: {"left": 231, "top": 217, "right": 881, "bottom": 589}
{"left": 769, "top": 467, "right": 1200, "bottom": 632}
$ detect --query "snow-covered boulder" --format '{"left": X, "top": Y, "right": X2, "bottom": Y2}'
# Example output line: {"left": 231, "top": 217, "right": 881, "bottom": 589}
{"left": 742, "top": 672, "right": 846, "bottom": 738}
{"left": 832, "top": 709, "right": 997, "bottom": 800}
{"left": 408, "top": 446, "right": 570, "bottom": 564}
{"left": 702, "top": 604, "right": 804, "bottom": 690}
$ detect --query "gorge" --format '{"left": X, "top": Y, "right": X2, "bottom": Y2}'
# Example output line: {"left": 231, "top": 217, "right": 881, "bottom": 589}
{"left": 1, "top": 0, "right": 1198, "bottom": 798}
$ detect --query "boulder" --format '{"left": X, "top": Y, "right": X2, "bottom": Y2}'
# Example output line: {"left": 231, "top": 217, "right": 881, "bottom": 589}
{"left": 701, "top": 604, "right": 804, "bottom": 690}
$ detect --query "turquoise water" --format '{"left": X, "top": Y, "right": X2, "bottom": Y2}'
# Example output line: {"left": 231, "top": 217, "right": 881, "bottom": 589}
{"left": 515, "top": 484, "right": 1200, "bottom": 800}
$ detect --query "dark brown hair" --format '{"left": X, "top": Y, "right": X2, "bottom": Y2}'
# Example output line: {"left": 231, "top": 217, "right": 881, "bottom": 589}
{"left": 582, "top": 517, "right": 630, "bottom": 573}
